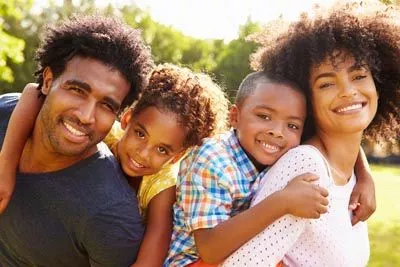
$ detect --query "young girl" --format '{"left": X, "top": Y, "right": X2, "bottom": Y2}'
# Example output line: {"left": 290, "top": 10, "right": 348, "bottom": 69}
{"left": 0, "top": 63, "right": 230, "bottom": 266}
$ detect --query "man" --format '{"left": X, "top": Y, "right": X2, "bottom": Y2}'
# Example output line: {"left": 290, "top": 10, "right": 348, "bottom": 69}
{"left": 0, "top": 15, "right": 153, "bottom": 266}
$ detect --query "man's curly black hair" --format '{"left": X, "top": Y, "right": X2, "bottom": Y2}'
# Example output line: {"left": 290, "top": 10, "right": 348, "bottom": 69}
{"left": 34, "top": 15, "right": 154, "bottom": 110}
{"left": 131, "top": 64, "right": 229, "bottom": 148}
{"left": 251, "top": 1, "right": 400, "bottom": 142}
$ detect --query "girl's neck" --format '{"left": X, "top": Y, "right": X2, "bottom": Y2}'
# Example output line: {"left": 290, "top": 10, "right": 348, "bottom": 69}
{"left": 307, "top": 130, "right": 362, "bottom": 185}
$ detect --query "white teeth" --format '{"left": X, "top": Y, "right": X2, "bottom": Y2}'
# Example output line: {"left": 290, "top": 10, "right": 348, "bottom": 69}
{"left": 130, "top": 157, "right": 144, "bottom": 168}
{"left": 336, "top": 104, "right": 362, "bottom": 113}
{"left": 63, "top": 122, "right": 85, "bottom": 136}
{"left": 260, "top": 141, "right": 279, "bottom": 152}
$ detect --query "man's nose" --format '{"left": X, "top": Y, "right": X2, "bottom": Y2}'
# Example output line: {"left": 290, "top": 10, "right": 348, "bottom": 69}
{"left": 77, "top": 101, "right": 96, "bottom": 124}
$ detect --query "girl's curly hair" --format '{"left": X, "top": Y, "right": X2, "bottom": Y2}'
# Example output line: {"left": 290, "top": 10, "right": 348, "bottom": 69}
{"left": 35, "top": 15, "right": 154, "bottom": 110}
{"left": 131, "top": 64, "right": 229, "bottom": 148}
{"left": 250, "top": 1, "right": 400, "bottom": 142}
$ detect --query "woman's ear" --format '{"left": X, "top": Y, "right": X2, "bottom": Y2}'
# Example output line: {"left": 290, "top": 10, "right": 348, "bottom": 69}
{"left": 229, "top": 104, "right": 239, "bottom": 129}
{"left": 41, "top": 67, "right": 53, "bottom": 95}
{"left": 120, "top": 108, "right": 133, "bottom": 130}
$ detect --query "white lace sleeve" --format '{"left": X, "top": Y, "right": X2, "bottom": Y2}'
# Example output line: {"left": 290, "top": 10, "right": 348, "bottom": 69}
{"left": 221, "top": 145, "right": 330, "bottom": 267}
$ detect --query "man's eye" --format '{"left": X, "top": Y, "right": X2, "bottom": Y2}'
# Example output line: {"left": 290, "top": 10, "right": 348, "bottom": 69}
{"left": 102, "top": 102, "right": 116, "bottom": 113}
{"left": 70, "top": 86, "right": 85, "bottom": 95}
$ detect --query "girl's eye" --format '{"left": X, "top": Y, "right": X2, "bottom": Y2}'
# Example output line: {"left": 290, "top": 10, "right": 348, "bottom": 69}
{"left": 157, "top": 147, "right": 168, "bottom": 155}
{"left": 257, "top": 114, "right": 270, "bottom": 120}
{"left": 135, "top": 130, "right": 145, "bottom": 138}
{"left": 288, "top": 123, "right": 299, "bottom": 130}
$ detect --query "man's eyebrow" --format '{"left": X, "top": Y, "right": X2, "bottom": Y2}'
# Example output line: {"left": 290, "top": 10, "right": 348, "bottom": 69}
{"left": 65, "top": 80, "right": 91, "bottom": 91}
{"left": 65, "top": 79, "right": 121, "bottom": 111}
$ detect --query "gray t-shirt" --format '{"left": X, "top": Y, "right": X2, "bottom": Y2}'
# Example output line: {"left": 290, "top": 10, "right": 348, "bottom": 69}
{"left": 0, "top": 93, "right": 144, "bottom": 267}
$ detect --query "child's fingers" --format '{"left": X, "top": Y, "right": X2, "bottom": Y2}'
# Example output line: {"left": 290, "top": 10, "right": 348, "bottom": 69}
{"left": 315, "top": 185, "right": 329, "bottom": 198}
{"left": 0, "top": 196, "right": 11, "bottom": 214}
{"left": 317, "top": 204, "right": 328, "bottom": 215}
{"left": 298, "top": 172, "right": 319, "bottom": 182}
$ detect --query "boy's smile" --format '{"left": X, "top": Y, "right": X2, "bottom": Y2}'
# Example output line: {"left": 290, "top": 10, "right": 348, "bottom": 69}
{"left": 230, "top": 82, "right": 306, "bottom": 169}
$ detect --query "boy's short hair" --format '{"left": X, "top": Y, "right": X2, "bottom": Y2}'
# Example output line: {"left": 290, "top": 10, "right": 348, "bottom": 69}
{"left": 235, "top": 71, "right": 305, "bottom": 106}
{"left": 131, "top": 64, "right": 230, "bottom": 147}
{"left": 35, "top": 15, "right": 154, "bottom": 110}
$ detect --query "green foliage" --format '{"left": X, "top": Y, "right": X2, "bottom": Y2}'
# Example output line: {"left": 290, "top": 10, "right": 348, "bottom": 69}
{"left": 0, "top": 0, "right": 29, "bottom": 84}
{"left": 368, "top": 165, "right": 400, "bottom": 266}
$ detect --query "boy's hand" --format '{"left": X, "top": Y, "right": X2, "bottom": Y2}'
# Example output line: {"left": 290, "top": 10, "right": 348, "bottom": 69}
{"left": 0, "top": 154, "right": 16, "bottom": 214}
{"left": 281, "top": 173, "right": 329, "bottom": 218}
{"left": 349, "top": 172, "right": 376, "bottom": 226}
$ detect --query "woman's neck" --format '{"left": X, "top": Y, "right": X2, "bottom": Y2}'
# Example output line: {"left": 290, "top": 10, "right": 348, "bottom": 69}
{"left": 307, "top": 130, "right": 362, "bottom": 185}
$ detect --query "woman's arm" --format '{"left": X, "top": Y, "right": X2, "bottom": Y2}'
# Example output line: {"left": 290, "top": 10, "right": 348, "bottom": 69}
{"left": 192, "top": 170, "right": 328, "bottom": 264}
{"left": 131, "top": 186, "right": 175, "bottom": 267}
{"left": 221, "top": 146, "right": 330, "bottom": 266}
{"left": 350, "top": 147, "right": 376, "bottom": 225}
{"left": 0, "top": 83, "right": 42, "bottom": 213}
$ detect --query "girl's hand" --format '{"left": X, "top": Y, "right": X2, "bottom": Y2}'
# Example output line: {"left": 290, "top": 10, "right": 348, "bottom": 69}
{"left": 0, "top": 153, "right": 16, "bottom": 213}
{"left": 281, "top": 173, "right": 329, "bottom": 218}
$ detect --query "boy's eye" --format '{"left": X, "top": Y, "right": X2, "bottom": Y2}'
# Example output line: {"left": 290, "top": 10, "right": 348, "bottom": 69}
{"left": 257, "top": 114, "right": 271, "bottom": 120}
{"left": 354, "top": 75, "right": 367, "bottom": 81}
{"left": 288, "top": 123, "right": 299, "bottom": 130}
{"left": 318, "top": 82, "right": 334, "bottom": 89}
{"left": 135, "top": 130, "right": 145, "bottom": 138}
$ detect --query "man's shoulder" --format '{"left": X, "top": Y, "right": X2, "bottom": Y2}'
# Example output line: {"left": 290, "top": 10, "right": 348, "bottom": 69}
{"left": 0, "top": 93, "right": 20, "bottom": 109}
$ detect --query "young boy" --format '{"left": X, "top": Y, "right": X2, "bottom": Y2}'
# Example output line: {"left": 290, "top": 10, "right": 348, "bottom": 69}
{"left": 164, "top": 71, "right": 374, "bottom": 266}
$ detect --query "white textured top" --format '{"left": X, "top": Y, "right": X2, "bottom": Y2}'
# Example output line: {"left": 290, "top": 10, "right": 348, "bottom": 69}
{"left": 222, "top": 145, "right": 370, "bottom": 267}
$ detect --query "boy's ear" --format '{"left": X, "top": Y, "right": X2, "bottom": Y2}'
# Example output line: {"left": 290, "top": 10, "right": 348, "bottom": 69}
{"left": 120, "top": 108, "right": 133, "bottom": 130}
{"left": 229, "top": 104, "right": 239, "bottom": 129}
{"left": 41, "top": 67, "right": 53, "bottom": 96}
{"left": 170, "top": 150, "right": 186, "bottom": 164}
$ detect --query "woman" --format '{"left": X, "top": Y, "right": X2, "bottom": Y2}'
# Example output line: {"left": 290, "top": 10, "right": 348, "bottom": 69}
{"left": 222, "top": 2, "right": 400, "bottom": 266}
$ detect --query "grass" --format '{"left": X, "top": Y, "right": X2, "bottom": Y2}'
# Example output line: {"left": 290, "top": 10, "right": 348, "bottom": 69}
{"left": 368, "top": 164, "right": 400, "bottom": 267}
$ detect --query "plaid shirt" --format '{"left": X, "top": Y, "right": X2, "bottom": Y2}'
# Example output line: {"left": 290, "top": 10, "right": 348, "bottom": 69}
{"left": 164, "top": 130, "right": 267, "bottom": 266}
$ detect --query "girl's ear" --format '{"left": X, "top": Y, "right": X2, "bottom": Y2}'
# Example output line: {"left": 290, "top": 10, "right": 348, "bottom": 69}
{"left": 41, "top": 67, "right": 53, "bottom": 95}
{"left": 120, "top": 108, "right": 133, "bottom": 130}
{"left": 229, "top": 104, "right": 239, "bottom": 129}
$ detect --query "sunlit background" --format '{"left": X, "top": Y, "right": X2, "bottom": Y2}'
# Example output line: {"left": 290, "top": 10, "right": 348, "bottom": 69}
{"left": 1, "top": 0, "right": 399, "bottom": 265}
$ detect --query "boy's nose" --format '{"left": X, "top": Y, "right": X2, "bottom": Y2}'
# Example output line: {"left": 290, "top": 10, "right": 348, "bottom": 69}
{"left": 267, "top": 124, "right": 283, "bottom": 138}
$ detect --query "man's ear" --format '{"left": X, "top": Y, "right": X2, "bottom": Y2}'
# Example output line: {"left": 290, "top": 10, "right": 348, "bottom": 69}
{"left": 41, "top": 67, "right": 53, "bottom": 96}
{"left": 229, "top": 104, "right": 239, "bottom": 129}
{"left": 120, "top": 108, "right": 133, "bottom": 130}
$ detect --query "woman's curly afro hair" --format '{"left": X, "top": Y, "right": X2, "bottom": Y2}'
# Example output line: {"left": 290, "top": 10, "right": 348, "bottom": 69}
{"left": 131, "top": 64, "right": 230, "bottom": 148}
{"left": 251, "top": 1, "right": 400, "bottom": 142}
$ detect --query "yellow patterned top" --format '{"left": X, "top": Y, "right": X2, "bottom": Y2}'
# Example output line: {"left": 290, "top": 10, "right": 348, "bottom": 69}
{"left": 104, "top": 121, "right": 179, "bottom": 217}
